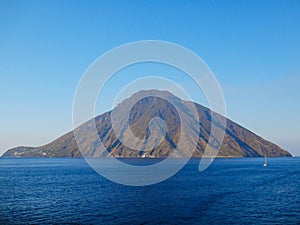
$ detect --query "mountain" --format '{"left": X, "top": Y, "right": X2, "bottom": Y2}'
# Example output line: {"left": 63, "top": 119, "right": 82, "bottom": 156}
{"left": 2, "top": 90, "right": 292, "bottom": 158}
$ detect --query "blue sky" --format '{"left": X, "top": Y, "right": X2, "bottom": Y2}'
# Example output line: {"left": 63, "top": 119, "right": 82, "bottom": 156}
{"left": 0, "top": 0, "right": 299, "bottom": 156}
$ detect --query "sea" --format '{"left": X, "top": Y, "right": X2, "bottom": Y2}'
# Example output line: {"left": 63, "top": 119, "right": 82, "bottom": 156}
{"left": 0, "top": 158, "right": 299, "bottom": 224}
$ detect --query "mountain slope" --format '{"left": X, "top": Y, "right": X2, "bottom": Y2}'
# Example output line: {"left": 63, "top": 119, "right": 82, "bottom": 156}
{"left": 2, "top": 90, "right": 292, "bottom": 158}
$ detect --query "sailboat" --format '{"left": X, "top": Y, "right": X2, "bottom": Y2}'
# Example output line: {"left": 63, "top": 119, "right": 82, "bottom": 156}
{"left": 263, "top": 153, "right": 268, "bottom": 167}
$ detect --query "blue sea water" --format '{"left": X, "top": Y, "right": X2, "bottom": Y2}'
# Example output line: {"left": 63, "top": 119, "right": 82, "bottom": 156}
{"left": 0, "top": 158, "right": 299, "bottom": 224}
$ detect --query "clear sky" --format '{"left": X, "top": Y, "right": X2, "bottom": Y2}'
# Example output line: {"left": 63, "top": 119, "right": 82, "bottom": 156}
{"left": 0, "top": 0, "right": 299, "bottom": 156}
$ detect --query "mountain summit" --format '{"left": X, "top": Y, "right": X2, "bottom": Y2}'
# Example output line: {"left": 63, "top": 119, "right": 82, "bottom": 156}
{"left": 2, "top": 90, "right": 292, "bottom": 158}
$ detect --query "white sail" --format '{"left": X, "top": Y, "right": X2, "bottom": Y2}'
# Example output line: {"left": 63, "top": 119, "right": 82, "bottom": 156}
{"left": 263, "top": 153, "right": 267, "bottom": 167}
